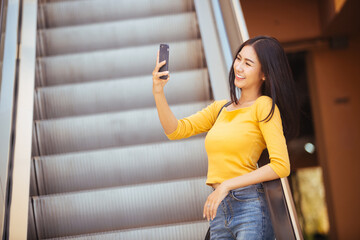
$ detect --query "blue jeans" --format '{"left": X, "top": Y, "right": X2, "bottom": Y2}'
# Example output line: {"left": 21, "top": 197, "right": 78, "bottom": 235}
{"left": 210, "top": 183, "right": 275, "bottom": 240}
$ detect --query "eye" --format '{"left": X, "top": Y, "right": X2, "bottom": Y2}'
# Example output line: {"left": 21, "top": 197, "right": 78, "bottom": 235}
{"left": 246, "top": 62, "right": 251, "bottom": 66}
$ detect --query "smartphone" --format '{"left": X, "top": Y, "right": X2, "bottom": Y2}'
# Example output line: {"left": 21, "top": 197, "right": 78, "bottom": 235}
{"left": 159, "top": 44, "right": 169, "bottom": 80}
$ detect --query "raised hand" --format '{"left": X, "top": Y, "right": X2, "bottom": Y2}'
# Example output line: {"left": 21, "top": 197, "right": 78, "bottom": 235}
{"left": 152, "top": 50, "right": 170, "bottom": 95}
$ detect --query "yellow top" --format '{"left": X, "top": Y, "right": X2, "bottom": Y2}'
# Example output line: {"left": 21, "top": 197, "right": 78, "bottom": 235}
{"left": 166, "top": 96, "right": 290, "bottom": 185}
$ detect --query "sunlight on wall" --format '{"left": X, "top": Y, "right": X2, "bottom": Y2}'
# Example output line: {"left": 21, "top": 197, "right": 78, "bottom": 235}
{"left": 291, "top": 167, "right": 330, "bottom": 239}
{"left": 334, "top": 0, "right": 347, "bottom": 13}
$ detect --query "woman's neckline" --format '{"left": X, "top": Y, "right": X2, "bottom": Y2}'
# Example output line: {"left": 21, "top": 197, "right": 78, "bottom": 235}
{"left": 225, "top": 96, "right": 263, "bottom": 112}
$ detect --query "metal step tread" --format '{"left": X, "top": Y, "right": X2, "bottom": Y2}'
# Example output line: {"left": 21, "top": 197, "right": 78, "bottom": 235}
{"left": 34, "top": 101, "right": 212, "bottom": 156}
{"left": 35, "top": 68, "right": 210, "bottom": 119}
{"left": 28, "top": 0, "right": 217, "bottom": 239}
{"left": 35, "top": 40, "right": 204, "bottom": 87}
{"left": 30, "top": 177, "right": 211, "bottom": 239}
{"left": 39, "top": 0, "right": 194, "bottom": 28}
{"left": 46, "top": 220, "right": 209, "bottom": 240}
{"left": 37, "top": 12, "right": 199, "bottom": 56}
{"left": 32, "top": 137, "right": 207, "bottom": 196}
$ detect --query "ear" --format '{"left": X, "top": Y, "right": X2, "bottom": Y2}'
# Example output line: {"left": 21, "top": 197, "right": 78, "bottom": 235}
{"left": 261, "top": 73, "right": 265, "bottom": 81}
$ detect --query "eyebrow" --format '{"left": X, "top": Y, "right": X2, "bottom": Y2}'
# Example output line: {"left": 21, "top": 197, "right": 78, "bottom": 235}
{"left": 237, "top": 54, "right": 255, "bottom": 64}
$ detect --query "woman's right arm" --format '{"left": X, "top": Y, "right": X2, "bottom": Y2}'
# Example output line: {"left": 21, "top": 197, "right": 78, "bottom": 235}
{"left": 152, "top": 51, "right": 178, "bottom": 135}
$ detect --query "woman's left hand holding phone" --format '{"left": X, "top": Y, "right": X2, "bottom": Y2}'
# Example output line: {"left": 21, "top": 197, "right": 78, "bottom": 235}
{"left": 152, "top": 51, "right": 178, "bottom": 135}
{"left": 152, "top": 51, "right": 169, "bottom": 95}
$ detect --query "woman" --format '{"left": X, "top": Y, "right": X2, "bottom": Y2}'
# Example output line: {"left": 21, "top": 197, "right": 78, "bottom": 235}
{"left": 152, "top": 36, "right": 299, "bottom": 240}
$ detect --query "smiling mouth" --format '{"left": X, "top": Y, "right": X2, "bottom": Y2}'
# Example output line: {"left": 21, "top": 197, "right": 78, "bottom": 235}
{"left": 235, "top": 74, "right": 245, "bottom": 80}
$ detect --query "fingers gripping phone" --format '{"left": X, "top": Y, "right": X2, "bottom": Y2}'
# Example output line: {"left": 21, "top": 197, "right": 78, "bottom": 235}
{"left": 159, "top": 44, "right": 169, "bottom": 80}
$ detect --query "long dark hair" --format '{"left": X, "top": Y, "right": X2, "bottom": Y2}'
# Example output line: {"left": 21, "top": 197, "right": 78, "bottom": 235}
{"left": 229, "top": 36, "right": 299, "bottom": 141}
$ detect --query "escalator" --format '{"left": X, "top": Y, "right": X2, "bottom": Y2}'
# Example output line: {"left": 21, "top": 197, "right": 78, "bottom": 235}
{"left": 0, "top": 0, "right": 304, "bottom": 239}
{"left": 28, "top": 0, "right": 215, "bottom": 238}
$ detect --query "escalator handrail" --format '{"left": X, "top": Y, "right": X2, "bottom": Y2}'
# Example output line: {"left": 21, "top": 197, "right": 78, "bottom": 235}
{"left": 0, "top": 0, "right": 21, "bottom": 238}
{"left": 6, "top": 0, "right": 37, "bottom": 239}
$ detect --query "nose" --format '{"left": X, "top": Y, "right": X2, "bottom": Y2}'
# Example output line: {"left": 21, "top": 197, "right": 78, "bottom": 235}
{"left": 234, "top": 61, "right": 244, "bottom": 72}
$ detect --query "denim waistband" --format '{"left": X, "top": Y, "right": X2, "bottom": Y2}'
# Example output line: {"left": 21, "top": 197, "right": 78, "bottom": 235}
{"left": 231, "top": 183, "right": 263, "bottom": 192}
{"left": 212, "top": 183, "right": 263, "bottom": 192}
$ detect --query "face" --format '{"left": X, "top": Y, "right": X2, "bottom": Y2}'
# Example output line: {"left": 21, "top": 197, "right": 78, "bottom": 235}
{"left": 233, "top": 45, "right": 264, "bottom": 91}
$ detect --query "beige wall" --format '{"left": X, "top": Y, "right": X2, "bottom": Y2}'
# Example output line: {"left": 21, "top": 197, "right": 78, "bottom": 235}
{"left": 240, "top": 0, "right": 360, "bottom": 239}
{"left": 241, "top": 0, "right": 321, "bottom": 42}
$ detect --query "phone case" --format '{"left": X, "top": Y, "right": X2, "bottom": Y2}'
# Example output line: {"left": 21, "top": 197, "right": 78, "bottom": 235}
{"left": 159, "top": 44, "right": 169, "bottom": 80}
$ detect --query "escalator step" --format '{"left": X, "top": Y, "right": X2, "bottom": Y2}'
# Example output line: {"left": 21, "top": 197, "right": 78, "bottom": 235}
{"left": 46, "top": 221, "right": 209, "bottom": 240}
{"left": 32, "top": 138, "right": 207, "bottom": 195}
{"left": 31, "top": 177, "right": 211, "bottom": 239}
{"left": 39, "top": 0, "right": 193, "bottom": 28}
{"left": 37, "top": 12, "right": 199, "bottom": 56}
{"left": 34, "top": 101, "right": 212, "bottom": 155}
{"left": 35, "top": 40, "right": 204, "bottom": 87}
{"left": 35, "top": 69, "right": 209, "bottom": 119}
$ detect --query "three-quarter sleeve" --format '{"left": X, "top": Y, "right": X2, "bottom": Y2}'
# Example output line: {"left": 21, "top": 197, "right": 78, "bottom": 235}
{"left": 256, "top": 97, "right": 290, "bottom": 178}
{"left": 166, "top": 100, "right": 227, "bottom": 140}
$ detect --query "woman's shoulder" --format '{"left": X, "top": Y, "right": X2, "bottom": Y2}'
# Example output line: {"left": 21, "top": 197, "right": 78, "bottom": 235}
{"left": 255, "top": 95, "right": 273, "bottom": 105}
{"left": 211, "top": 99, "right": 229, "bottom": 108}
{"left": 252, "top": 96, "right": 277, "bottom": 118}
{"left": 254, "top": 95, "right": 278, "bottom": 109}
{"left": 207, "top": 99, "right": 229, "bottom": 115}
